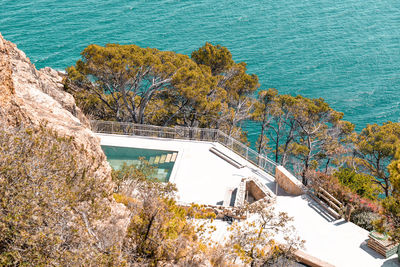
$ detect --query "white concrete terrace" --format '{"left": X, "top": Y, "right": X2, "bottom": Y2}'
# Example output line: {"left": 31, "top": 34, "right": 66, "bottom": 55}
{"left": 97, "top": 133, "right": 399, "bottom": 267}
{"left": 98, "top": 133, "right": 277, "bottom": 206}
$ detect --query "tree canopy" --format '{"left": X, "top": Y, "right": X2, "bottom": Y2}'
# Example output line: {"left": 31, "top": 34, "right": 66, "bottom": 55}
{"left": 191, "top": 42, "right": 234, "bottom": 76}
{"left": 66, "top": 44, "right": 208, "bottom": 124}
{"left": 352, "top": 122, "right": 400, "bottom": 197}
{"left": 192, "top": 42, "right": 259, "bottom": 137}
{"left": 253, "top": 89, "right": 354, "bottom": 185}
{"left": 382, "top": 146, "right": 400, "bottom": 241}
{"left": 66, "top": 42, "right": 260, "bottom": 140}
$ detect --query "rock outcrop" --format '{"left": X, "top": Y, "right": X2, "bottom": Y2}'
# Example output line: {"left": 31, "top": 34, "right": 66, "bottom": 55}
{"left": 0, "top": 33, "right": 130, "bottom": 250}
{"left": 0, "top": 33, "right": 89, "bottom": 128}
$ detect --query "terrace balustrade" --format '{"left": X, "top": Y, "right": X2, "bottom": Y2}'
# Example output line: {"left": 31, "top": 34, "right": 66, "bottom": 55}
{"left": 90, "top": 120, "right": 278, "bottom": 175}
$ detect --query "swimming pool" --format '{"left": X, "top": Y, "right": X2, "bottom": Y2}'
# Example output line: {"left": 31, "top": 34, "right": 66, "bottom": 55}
{"left": 101, "top": 145, "right": 178, "bottom": 182}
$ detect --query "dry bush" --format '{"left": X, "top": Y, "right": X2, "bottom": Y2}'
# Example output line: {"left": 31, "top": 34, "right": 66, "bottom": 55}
{"left": 0, "top": 124, "right": 118, "bottom": 266}
{"left": 306, "top": 170, "right": 350, "bottom": 203}
{"left": 114, "top": 164, "right": 212, "bottom": 266}
{"left": 0, "top": 124, "right": 306, "bottom": 266}
{"left": 224, "top": 201, "right": 304, "bottom": 266}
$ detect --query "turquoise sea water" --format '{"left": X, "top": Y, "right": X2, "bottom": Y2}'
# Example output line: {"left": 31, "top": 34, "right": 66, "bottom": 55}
{"left": 1, "top": 0, "right": 399, "bottom": 142}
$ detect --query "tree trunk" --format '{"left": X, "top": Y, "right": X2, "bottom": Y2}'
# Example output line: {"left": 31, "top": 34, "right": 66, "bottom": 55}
{"left": 302, "top": 169, "right": 308, "bottom": 186}
{"left": 384, "top": 181, "right": 389, "bottom": 198}
{"left": 275, "top": 134, "right": 280, "bottom": 163}
{"left": 257, "top": 120, "right": 266, "bottom": 165}
{"left": 324, "top": 158, "right": 331, "bottom": 174}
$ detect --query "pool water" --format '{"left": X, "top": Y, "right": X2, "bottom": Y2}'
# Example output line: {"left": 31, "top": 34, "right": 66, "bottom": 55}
{"left": 101, "top": 145, "right": 178, "bottom": 182}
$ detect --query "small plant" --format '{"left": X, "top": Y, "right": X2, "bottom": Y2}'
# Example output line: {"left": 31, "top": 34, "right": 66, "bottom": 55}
{"left": 350, "top": 211, "right": 381, "bottom": 231}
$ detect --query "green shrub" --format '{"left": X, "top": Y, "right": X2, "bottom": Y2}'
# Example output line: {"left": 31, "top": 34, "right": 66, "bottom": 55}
{"left": 350, "top": 211, "right": 381, "bottom": 231}
{"left": 334, "top": 168, "right": 380, "bottom": 200}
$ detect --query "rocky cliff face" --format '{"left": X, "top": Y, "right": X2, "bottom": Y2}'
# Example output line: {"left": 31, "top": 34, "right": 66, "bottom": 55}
{"left": 0, "top": 33, "right": 88, "bottom": 128}
{"left": 0, "top": 33, "right": 130, "bottom": 250}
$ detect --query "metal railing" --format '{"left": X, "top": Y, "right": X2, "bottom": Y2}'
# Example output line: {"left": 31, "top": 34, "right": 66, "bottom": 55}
{"left": 90, "top": 120, "right": 278, "bottom": 175}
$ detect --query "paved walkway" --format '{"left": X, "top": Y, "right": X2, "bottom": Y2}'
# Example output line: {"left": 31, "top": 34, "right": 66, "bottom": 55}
{"left": 276, "top": 195, "right": 398, "bottom": 267}
{"left": 98, "top": 134, "right": 399, "bottom": 267}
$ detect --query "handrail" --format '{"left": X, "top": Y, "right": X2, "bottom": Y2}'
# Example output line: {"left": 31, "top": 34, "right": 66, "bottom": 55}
{"left": 90, "top": 120, "right": 278, "bottom": 175}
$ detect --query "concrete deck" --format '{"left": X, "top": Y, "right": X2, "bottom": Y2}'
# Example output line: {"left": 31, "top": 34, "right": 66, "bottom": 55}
{"left": 276, "top": 195, "right": 399, "bottom": 267}
{"left": 98, "top": 133, "right": 276, "bottom": 205}
{"left": 98, "top": 134, "right": 399, "bottom": 267}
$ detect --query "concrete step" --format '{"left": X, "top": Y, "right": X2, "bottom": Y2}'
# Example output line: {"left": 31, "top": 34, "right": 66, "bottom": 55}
{"left": 149, "top": 157, "right": 155, "bottom": 164}
{"left": 160, "top": 154, "right": 166, "bottom": 164}
{"left": 170, "top": 152, "right": 178, "bottom": 162}
{"left": 223, "top": 187, "right": 236, "bottom": 207}
{"left": 209, "top": 147, "right": 243, "bottom": 169}
{"left": 165, "top": 153, "right": 172, "bottom": 163}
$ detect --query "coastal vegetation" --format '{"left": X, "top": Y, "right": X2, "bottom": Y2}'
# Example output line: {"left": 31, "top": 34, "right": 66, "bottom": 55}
{"left": 352, "top": 122, "right": 400, "bottom": 197}
{"left": 65, "top": 42, "right": 258, "bottom": 139}
{"left": 65, "top": 42, "right": 400, "bottom": 241}
{"left": 2, "top": 30, "right": 397, "bottom": 266}
{"left": 112, "top": 163, "right": 303, "bottom": 266}
{"left": 383, "top": 151, "right": 400, "bottom": 241}
{"left": 0, "top": 125, "right": 113, "bottom": 265}
{"left": 0, "top": 125, "right": 302, "bottom": 265}
{"left": 252, "top": 88, "right": 354, "bottom": 185}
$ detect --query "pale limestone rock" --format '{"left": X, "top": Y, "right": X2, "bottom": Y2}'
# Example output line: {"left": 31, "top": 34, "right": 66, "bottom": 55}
{"left": 0, "top": 33, "right": 130, "bottom": 249}
{"left": 37, "top": 66, "right": 90, "bottom": 126}
{"left": 94, "top": 202, "right": 132, "bottom": 249}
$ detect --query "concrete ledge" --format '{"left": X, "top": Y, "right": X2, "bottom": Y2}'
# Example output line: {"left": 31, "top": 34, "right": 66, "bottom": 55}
{"left": 275, "top": 165, "right": 305, "bottom": 195}
{"left": 209, "top": 147, "right": 244, "bottom": 168}
{"left": 234, "top": 177, "right": 276, "bottom": 207}
{"left": 295, "top": 250, "right": 336, "bottom": 267}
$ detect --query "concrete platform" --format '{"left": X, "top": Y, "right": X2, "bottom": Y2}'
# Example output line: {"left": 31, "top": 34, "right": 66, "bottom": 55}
{"left": 98, "top": 133, "right": 276, "bottom": 205}
{"left": 97, "top": 134, "right": 399, "bottom": 267}
{"left": 275, "top": 195, "right": 399, "bottom": 267}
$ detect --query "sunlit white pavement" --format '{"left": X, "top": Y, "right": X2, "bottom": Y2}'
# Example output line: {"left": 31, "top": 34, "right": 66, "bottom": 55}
{"left": 98, "top": 134, "right": 399, "bottom": 267}
{"left": 98, "top": 133, "right": 276, "bottom": 206}
{"left": 275, "top": 195, "right": 399, "bottom": 267}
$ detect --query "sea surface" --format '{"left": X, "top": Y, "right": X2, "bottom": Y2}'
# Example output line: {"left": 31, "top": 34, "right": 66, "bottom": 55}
{"left": 1, "top": 0, "right": 399, "bottom": 143}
